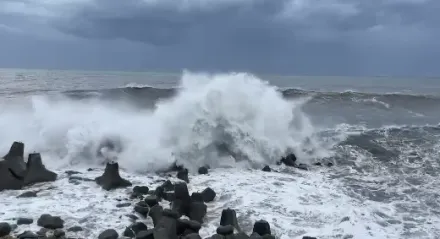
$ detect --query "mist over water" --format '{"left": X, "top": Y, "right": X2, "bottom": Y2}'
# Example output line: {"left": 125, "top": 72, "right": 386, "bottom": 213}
{"left": 0, "top": 71, "right": 332, "bottom": 172}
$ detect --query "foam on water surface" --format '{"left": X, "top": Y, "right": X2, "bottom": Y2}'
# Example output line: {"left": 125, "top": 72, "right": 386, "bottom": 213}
{"left": 0, "top": 164, "right": 423, "bottom": 239}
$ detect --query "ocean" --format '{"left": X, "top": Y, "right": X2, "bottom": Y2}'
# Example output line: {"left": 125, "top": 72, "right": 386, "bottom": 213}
{"left": 1, "top": 68, "right": 440, "bottom": 238}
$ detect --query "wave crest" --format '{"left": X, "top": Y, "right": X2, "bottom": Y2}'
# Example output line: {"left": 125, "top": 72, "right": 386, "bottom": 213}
{"left": 0, "top": 71, "right": 331, "bottom": 172}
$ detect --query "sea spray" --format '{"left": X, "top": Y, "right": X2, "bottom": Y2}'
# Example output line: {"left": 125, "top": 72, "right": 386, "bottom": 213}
{"left": 0, "top": 71, "right": 331, "bottom": 172}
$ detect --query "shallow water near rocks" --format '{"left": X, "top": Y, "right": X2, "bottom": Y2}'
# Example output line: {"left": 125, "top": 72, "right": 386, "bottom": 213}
{"left": 1, "top": 164, "right": 435, "bottom": 239}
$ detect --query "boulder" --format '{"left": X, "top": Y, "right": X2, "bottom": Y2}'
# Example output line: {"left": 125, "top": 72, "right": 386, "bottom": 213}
{"left": 98, "top": 229, "right": 118, "bottom": 239}
{"left": 220, "top": 208, "right": 241, "bottom": 231}
{"left": 23, "top": 153, "right": 57, "bottom": 186}
{"left": 67, "top": 226, "right": 83, "bottom": 232}
{"left": 280, "top": 153, "right": 296, "bottom": 167}
{"left": 0, "top": 159, "right": 24, "bottom": 190}
{"left": 149, "top": 204, "right": 164, "bottom": 227}
{"left": 17, "top": 218, "right": 34, "bottom": 225}
{"left": 262, "top": 165, "right": 271, "bottom": 172}
{"left": 37, "top": 214, "right": 64, "bottom": 229}
{"left": 136, "top": 229, "right": 154, "bottom": 239}
{"left": 95, "top": 162, "right": 132, "bottom": 190}
{"left": 201, "top": 187, "right": 216, "bottom": 202}
{"left": 177, "top": 219, "right": 202, "bottom": 235}
{"left": 191, "top": 192, "right": 204, "bottom": 202}
{"left": 0, "top": 142, "right": 27, "bottom": 191}
{"left": 132, "top": 186, "right": 149, "bottom": 197}
{"left": 198, "top": 166, "right": 208, "bottom": 175}
{"left": 17, "top": 231, "right": 38, "bottom": 239}
{"left": 184, "top": 233, "right": 202, "bottom": 239}
{"left": 144, "top": 195, "right": 159, "bottom": 207}
{"left": 3, "top": 141, "right": 24, "bottom": 161}
{"left": 252, "top": 220, "right": 271, "bottom": 236}
{"left": 217, "top": 225, "right": 234, "bottom": 236}
{"left": 134, "top": 201, "right": 150, "bottom": 217}
{"left": 0, "top": 222, "right": 12, "bottom": 237}
{"left": 188, "top": 202, "right": 207, "bottom": 223}
{"left": 123, "top": 222, "right": 148, "bottom": 238}
{"left": 156, "top": 210, "right": 178, "bottom": 239}
{"left": 177, "top": 168, "right": 189, "bottom": 183}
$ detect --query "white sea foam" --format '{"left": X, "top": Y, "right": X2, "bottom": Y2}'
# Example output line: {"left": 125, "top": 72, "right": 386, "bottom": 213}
{"left": 0, "top": 166, "right": 397, "bottom": 239}
{"left": 0, "top": 71, "right": 333, "bottom": 172}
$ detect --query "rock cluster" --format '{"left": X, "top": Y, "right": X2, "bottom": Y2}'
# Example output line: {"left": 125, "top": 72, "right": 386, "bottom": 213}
{"left": 0, "top": 142, "right": 322, "bottom": 239}
{"left": 0, "top": 142, "right": 58, "bottom": 191}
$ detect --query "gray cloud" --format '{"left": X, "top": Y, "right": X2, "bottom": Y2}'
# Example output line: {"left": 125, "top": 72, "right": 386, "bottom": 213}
{"left": 0, "top": 0, "right": 439, "bottom": 75}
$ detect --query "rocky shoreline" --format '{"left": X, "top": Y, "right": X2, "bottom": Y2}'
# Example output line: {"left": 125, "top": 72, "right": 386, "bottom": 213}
{"left": 0, "top": 142, "right": 333, "bottom": 239}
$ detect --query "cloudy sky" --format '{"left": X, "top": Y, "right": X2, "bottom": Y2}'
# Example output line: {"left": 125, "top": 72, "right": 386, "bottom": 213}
{"left": 0, "top": 0, "right": 438, "bottom": 76}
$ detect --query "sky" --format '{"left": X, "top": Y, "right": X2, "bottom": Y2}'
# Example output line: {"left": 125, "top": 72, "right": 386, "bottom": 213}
{"left": 0, "top": 0, "right": 439, "bottom": 76}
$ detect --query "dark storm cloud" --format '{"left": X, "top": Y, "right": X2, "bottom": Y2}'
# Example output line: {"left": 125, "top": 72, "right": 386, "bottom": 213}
{"left": 0, "top": 0, "right": 439, "bottom": 75}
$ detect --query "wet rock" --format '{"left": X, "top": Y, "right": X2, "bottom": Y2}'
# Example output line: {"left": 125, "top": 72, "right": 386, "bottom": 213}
{"left": 177, "top": 219, "right": 202, "bottom": 235}
{"left": 198, "top": 166, "right": 208, "bottom": 175}
{"left": 250, "top": 233, "right": 263, "bottom": 238}
{"left": 0, "top": 159, "right": 24, "bottom": 190}
{"left": 294, "top": 163, "right": 308, "bottom": 171}
{"left": 163, "top": 191, "right": 176, "bottom": 202}
{"left": 280, "top": 153, "right": 296, "bottom": 166}
{"left": 65, "top": 170, "right": 81, "bottom": 176}
{"left": 144, "top": 195, "right": 159, "bottom": 207}
{"left": 163, "top": 209, "right": 179, "bottom": 219}
{"left": 17, "top": 231, "right": 38, "bottom": 238}
{"left": 201, "top": 187, "right": 216, "bottom": 202}
{"left": 156, "top": 210, "right": 178, "bottom": 239}
{"left": 153, "top": 227, "right": 170, "bottom": 239}
{"left": 161, "top": 180, "right": 174, "bottom": 191}
{"left": 67, "top": 226, "right": 83, "bottom": 232}
{"left": 177, "top": 168, "right": 189, "bottom": 183}
{"left": 235, "top": 232, "right": 250, "bottom": 239}
{"left": 123, "top": 222, "right": 148, "bottom": 238}
{"left": 220, "top": 208, "right": 241, "bottom": 231}
{"left": 17, "top": 218, "right": 34, "bottom": 225}
{"left": 116, "top": 202, "right": 131, "bottom": 208}
{"left": 189, "top": 202, "right": 207, "bottom": 223}
{"left": 191, "top": 192, "right": 204, "bottom": 202}
{"left": 136, "top": 229, "right": 154, "bottom": 239}
{"left": 134, "top": 201, "right": 150, "bottom": 217}
{"left": 17, "top": 191, "right": 37, "bottom": 198}
{"left": 184, "top": 233, "right": 202, "bottom": 239}
{"left": 37, "top": 214, "right": 64, "bottom": 229}
{"left": 0, "top": 142, "right": 27, "bottom": 191}
{"left": 149, "top": 205, "right": 164, "bottom": 227}
{"left": 0, "top": 222, "right": 12, "bottom": 237}
{"left": 262, "top": 235, "right": 275, "bottom": 239}
{"left": 154, "top": 185, "right": 166, "bottom": 199}
{"left": 217, "top": 225, "right": 234, "bottom": 235}
{"left": 98, "top": 229, "right": 118, "bottom": 239}
{"left": 132, "top": 186, "right": 149, "bottom": 197}
{"left": 95, "top": 162, "right": 132, "bottom": 190}
{"left": 125, "top": 214, "right": 139, "bottom": 221}
{"left": 36, "top": 227, "right": 49, "bottom": 236}
{"left": 173, "top": 182, "right": 192, "bottom": 217}
{"left": 302, "top": 237, "right": 317, "bottom": 239}
{"left": 3, "top": 141, "right": 24, "bottom": 160}
{"left": 253, "top": 220, "right": 271, "bottom": 236}
{"left": 54, "top": 229, "right": 66, "bottom": 237}
{"left": 23, "top": 153, "right": 57, "bottom": 186}
{"left": 208, "top": 235, "right": 224, "bottom": 239}
{"left": 262, "top": 165, "right": 271, "bottom": 172}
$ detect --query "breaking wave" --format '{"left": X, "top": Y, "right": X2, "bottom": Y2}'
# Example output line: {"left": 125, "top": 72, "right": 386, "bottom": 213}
{"left": 0, "top": 71, "right": 332, "bottom": 172}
